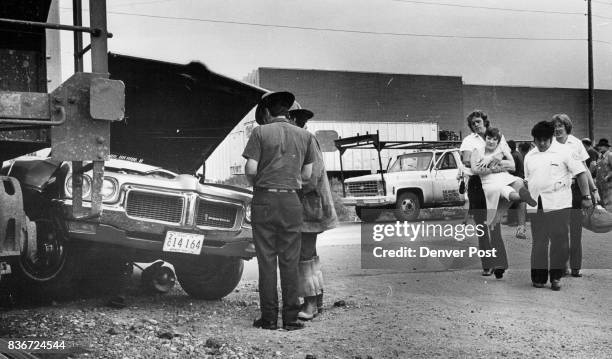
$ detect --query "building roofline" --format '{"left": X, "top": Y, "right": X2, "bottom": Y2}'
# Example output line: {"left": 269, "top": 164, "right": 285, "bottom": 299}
{"left": 464, "top": 82, "right": 612, "bottom": 91}
{"left": 250, "top": 67, "right": 612, "bottom": 92}
{"left": 255, "top": 67, "right": 463, "bottom": 80}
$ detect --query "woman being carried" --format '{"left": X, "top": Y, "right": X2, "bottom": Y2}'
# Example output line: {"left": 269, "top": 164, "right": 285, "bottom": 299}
{"left": 471, "top": 127, "right": 537, "bottom": 225}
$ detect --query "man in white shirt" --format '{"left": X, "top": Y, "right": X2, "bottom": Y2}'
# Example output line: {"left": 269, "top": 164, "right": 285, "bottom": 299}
{"left": 551, "top": 114, "right": 600, "bottom": 277}
{"left": 460, "top": 110, "right": 511, "bottom": 278}
{"left": 524, "top": 121, "right": 593, "bottom": 291}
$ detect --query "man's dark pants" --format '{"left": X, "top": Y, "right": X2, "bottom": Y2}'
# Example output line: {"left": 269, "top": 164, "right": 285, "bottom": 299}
{"left": 569, "top": 182, "right": 583, "bottom": 271}
{"left": 467, "top": 175, "right": 508, "bottom": 270}
{"left": 251, "top": 190, "right": 303, "bottom": 324}
{"left": 530, "top": 197, "right": 570, "bottom": 284}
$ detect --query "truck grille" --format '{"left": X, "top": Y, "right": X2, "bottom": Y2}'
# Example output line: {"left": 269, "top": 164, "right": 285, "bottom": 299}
{"left": 126, "top": 191, "right": 183, "bottom": 223}
{"left": 347, "top": 181, "right": 379, "bottom": 197}
{"left": 196, "top": 199, "right": 238, "bottom": 229}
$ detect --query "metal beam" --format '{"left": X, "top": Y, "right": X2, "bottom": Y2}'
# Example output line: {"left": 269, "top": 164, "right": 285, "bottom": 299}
{"left": 89, "top": 0, "right": 109, "bottom": 74}
{"left": 0, "top": 17, "right": 102, "bottom": 36}
{"left": 73, "top": 0, "right": 84, "bottom": 72}
{"left": 587, "top": 0, "right": 594, "bottom": 140}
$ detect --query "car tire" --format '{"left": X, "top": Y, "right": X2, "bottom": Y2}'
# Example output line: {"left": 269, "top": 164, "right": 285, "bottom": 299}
{"left": 394, "top": 192, "right": 421, "bottom": 221}
{"left": 174, "top": 255, "right": 243, "bottom": 300}
{"left": 356, "top": 206, "right": 382, "bottom": 222}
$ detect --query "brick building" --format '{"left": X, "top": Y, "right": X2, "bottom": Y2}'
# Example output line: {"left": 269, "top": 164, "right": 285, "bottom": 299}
{"left": 245, "top": 68, "right": 612, "bottom": 141}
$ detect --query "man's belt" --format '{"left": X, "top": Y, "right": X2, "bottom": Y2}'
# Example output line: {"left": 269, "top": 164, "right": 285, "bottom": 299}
{"left": 255, "top": 187, "right": 297, "bottom": 193}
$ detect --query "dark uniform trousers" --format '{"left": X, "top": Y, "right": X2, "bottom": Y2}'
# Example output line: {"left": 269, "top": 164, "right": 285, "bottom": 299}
{"left": 467, "top": 175, "right": 508, "bottom": 270}
{"left": 569, "top": 182, "right": 583, "bottom": 271}
{"left": 251, "top": 190, "right": 303, "bottom": 323}
{"left": 530, "top": 196, "right": 570, "bottom": 283}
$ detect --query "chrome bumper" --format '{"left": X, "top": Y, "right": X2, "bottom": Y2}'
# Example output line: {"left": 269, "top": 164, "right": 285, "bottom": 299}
{"left": 342, "top": 196, "right": 395, "bottom": 207}
{"left": 56, "top": 201, "right": 255, "bottom": 259}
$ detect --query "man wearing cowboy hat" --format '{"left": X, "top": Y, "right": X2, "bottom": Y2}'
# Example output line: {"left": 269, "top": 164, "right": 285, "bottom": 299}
{"left": 242, "top": 91, "right": 317, "bottom": 331}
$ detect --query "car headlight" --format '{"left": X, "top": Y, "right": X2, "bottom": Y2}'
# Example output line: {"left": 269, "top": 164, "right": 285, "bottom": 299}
{"left": 244, "top": 203, "right": 251, "bottom": 223}
{"left": 101, "top": 178, "right": 118, "bottom": 201}
{"left": 65, "top": 174, "right": 92, "bottom": 199}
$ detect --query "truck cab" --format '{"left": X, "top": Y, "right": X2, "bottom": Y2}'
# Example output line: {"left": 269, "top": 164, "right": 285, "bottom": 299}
{"left": 336, "top": 134, "right": 464, "bottom": 222}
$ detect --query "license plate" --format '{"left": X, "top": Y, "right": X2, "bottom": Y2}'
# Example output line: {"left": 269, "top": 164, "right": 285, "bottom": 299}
{"left": 163, "top": 231, "right": 204, "bottom": 255}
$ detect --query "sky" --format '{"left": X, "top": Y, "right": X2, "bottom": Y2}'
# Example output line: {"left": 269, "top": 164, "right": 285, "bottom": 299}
{"left": 58, "top": 0, "right": 612, "bottom": 90}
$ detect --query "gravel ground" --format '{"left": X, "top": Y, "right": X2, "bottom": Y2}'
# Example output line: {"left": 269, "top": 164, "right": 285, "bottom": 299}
{"left": 1, "top": 223, "right": 611, "bottom": 359}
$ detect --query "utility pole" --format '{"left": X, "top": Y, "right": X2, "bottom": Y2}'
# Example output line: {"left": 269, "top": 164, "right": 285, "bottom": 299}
{"left": 588, "top": 0, "right": 594, "bottom": 140}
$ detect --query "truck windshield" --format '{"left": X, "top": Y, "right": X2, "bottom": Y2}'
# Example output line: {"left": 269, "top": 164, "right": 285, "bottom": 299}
{"left": 388, "top": 152, "right": 433, "bottom": 172}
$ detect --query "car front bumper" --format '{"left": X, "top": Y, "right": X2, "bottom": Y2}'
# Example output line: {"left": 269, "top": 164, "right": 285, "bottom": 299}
{"left": 56, "top": 202, "right": 255, "bottom": 259}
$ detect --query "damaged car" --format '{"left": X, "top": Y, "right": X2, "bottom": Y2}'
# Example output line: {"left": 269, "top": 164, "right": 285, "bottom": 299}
{"left": 0, "top": 54, "right": 265, "bottom": 300}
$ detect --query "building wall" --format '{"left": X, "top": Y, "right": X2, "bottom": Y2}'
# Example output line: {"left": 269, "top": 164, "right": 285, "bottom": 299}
{"left": 594, "top": 90, "right": 612, "bottom": 142}
{"left": 251, "top": 68, "right": 612, "bottom": 143}
{"left": 462, "top": 85, "right": 612, "bottom": 141}
{"left": 256, "top": 68, "right": 464, "bottom": 136}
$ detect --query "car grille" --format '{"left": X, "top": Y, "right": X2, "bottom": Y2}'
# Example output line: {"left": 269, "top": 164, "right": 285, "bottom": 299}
{"left": 347, "top": 181, "right": 379, "bottom": 197}
{"left": 126, "top": 191, "right": 183, "bottom": 223}
{"left": 196, "top": 199, "right": 238, "bottom": 229}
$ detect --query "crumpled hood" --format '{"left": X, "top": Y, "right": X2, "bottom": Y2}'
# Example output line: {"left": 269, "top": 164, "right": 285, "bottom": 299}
{"left": 108, "top": 53, "right": 266, "bottom": 174}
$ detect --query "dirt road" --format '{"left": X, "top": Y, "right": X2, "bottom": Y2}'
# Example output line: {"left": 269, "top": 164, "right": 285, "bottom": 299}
{"left": 1, "top": 222, "right": 611, "bottom": 358}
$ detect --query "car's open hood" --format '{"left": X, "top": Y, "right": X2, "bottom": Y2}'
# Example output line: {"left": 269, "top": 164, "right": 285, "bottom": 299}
{"left": 108, "top": 53, "right": 266, "bottom": 174}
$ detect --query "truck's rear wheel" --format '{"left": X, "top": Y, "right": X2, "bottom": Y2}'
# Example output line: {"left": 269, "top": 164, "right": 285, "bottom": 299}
{"left": 356, "top": 207, "right": 382, "bottom": 222}
{"left": 394, "top": 192, "right": 421, "bottom": 221}
{"left": 12, "top": 219, "right": 81, "bottom": 301}
{"left": 174, "top": 255, "right": 243, "bottom": 300}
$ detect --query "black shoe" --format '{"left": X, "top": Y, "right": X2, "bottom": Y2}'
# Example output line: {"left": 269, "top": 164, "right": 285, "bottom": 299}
{"left": 571, "top": 269, "right": 582, "bottom": 277}
{"left": 551, "top": 280, "right": 561, "bottom": 291}
{"left": 493, "top": 269, "right": 505, "bottom": 279}
{"left": 532, "top": 282, "right": 545, "bottom": 288}
{"left": 518, "top": 187, "right": 538, "bottom": 207}
{"left": 282, "top": 321, "right": 305, "bottom": 331}
{"left": 481, "top": 268, "right": 492, "bottom": 276}
{"left": 253, "top": 318, "right": 278, "bottom": 330}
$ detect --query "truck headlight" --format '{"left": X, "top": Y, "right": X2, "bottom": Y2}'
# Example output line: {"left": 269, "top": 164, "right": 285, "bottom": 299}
{"left": 65, "top": 174, "right": 92, "bottom": 199}
{"left": 101, "top": 178, "right": 118, "bottom": 201}
{"left": 377, "top": 181, "right": 385, "bottom": 196}
{"left": 244, "top": 203, "right": 252, "bottom": 223}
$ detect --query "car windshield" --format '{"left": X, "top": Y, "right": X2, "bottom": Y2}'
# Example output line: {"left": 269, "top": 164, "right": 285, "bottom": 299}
{"left": 388, "top": 152, "right": 433, "bottom": 172}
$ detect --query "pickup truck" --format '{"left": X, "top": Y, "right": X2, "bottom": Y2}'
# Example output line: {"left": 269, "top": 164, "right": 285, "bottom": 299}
{"left": 336, "top": 134, "right": 465, "bottom": 222}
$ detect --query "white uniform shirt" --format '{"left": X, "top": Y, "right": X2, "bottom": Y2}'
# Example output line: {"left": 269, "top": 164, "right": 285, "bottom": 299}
{"left": 553, "top": 134, "right": 589, "bottom": 178}
{"left": 459, "top": 132, "right": 509, "bottom": 176}
{"left": 524, "top": 141, "right": 585, "bottom": 211}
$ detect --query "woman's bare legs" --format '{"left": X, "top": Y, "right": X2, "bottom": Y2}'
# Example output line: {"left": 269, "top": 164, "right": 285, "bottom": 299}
{"left": 507, "top": 180, "right": 537, "bottom": 207}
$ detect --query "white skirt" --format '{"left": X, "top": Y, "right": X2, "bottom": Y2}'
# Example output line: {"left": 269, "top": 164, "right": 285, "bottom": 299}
{"left": 480, "top": 172, "right": 520, "bottom": 225}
